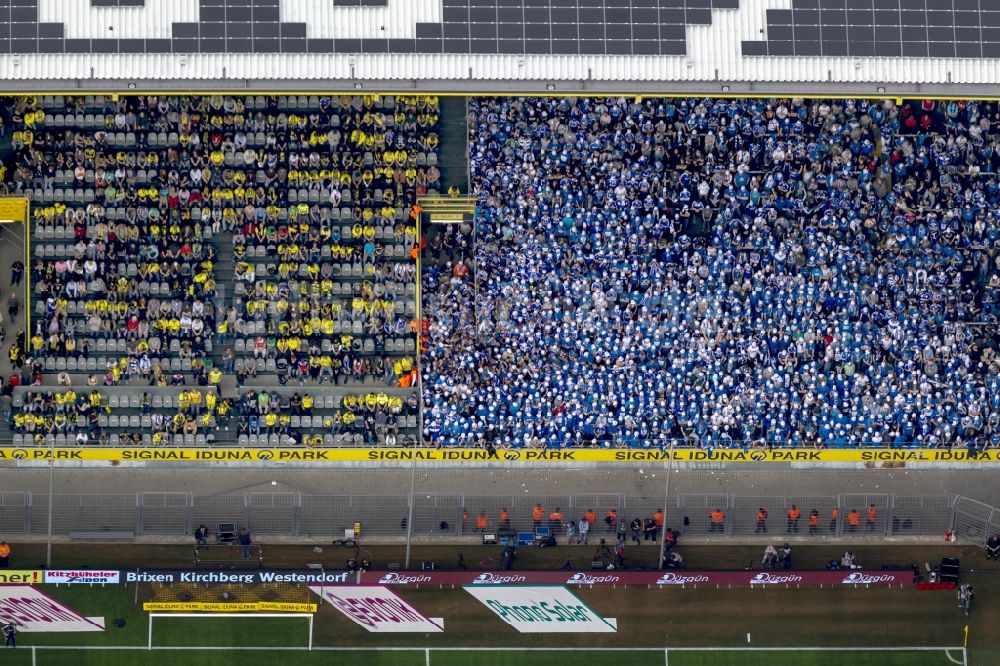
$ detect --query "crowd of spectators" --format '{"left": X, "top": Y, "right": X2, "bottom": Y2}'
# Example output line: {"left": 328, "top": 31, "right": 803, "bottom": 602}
{"left": 227, "top": 94, "right": 435, "bottom": 389}
{"left": 16, "top": 93, "right": 1000, "bottom": 451}
{"left": 423, "top": 96, "right": 1000, "bottom": 450}
{"left": 12, "top": 95, "right": 220, "bottom": 386}
{"left": 10, "top": 94, "right": 434, "bottom": 394}
{"left": 10, "top": 388, "right": 228, "bottom": 446}
{"left": 235, "top": 390, "right": 418, "bottom": 445}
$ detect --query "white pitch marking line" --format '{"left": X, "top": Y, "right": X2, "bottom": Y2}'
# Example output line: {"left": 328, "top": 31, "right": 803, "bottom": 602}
{"left": 944, "top": 648, "right": 965, "bottom": 665}
{"left": 20, "top": 645, "right": 970, "bottom": 654}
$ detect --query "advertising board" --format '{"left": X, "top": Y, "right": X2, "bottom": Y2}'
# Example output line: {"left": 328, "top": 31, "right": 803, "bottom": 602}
{"left": 362, "top": 570, "right": 911, "bottom": 587}
{"left": 125, "top": 570, "right": 351, "bottom": 585}
{"left": 143, "top": 602, "right": 316, "bottom": 612}
{"left": 44, "top": 570, "right": 120, "bottom": 585}
{"left": 0, "top": 571, "right": 42, "bottom": 584}
{"left": 309, "top": 585, "right": 444, "bottom": 633}
{"left": 0, "top": 585, "right": 104, "bottom": 632}
{"left": 0, "top": 447, "right": 993, "bottom": 464}
{"left": 463, "top": 585, "right": 617, "bottom": 633}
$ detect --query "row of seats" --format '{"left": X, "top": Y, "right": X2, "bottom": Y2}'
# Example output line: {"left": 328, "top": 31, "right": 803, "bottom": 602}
{"left": 39, "top": 357, "right": 209, "bottom": 373}
{"left": 24, "top": 181, "right": 434, "bottom": 207}
{"left": 232, "top": 337, "right": 415, "bottom": 354}
{"left": 35, "top": 94, "right": 411, "bottom": 113}
{"left": 13, "top": 433, "right": 215, "bottom": 447}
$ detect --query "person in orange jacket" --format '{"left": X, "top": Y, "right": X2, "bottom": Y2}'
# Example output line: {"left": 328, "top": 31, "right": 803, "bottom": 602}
{"left": 830, "top": 507, "right": 840, "bottom": 533}
{"left": 786, "top": 505, "right": 801, "bottom": 533}
{"left": 808, "top": 509, "right": 820, "bottom": 535}
{"left": 847, "top": 509, "right": 861, "bottom": 532}
{"left": 476, "top": 512, "right": 489, "bottom": 532}
{"left": 605, "top": 508, "right": 618, "bottom": 532}
{"left": 548, "top": 508, "right": 563, "bottom": 534}
{"left": 499, "top": 507, "right": 510, "bottom": 529}
{"left": 710, "top": 508, "right": 726, "bottom": 533}
{"left": 532, "top": 504, "right": 545, "bottom": 529}
{"left": 755, "top": 508, "right": 768, "bottom": 534}
{"left": 866, "top": 504, "right": 878, "bottom": 531}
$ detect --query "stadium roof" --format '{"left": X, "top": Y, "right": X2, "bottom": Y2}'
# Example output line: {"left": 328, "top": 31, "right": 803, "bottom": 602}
{"left": 2, "top": 0, "right": 999, "bottom": 95}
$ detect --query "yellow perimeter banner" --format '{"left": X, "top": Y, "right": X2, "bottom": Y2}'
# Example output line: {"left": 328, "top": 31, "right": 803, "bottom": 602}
{"left": 1, "top": 447, "right": 997, "bottom": 464}
{"left": 143, "top": 602, "right": 317, "bottom": 613}
{"left": 0, "top": 570, "right": 42, "bottom": 584}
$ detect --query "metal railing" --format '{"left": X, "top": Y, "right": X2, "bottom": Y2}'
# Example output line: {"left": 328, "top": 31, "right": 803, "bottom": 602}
{"left": 952, "top": 497, "right": 1000, "bottom": 546}
{"left": 0, "top": 490, "right": 977, "bottom": 542}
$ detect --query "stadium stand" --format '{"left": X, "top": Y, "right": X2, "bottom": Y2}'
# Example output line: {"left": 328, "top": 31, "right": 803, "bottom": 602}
{"left": 9, "top": 385, "right": 418, "bottom": 447}
{"left": 5, "top": 93, "right": 435, "bottom": 446}
{"left": 11, "top": 93, "right": 1000, "bottom": 451}
{"left": 423, "top": 96, "right": 1000, "bottom": 451}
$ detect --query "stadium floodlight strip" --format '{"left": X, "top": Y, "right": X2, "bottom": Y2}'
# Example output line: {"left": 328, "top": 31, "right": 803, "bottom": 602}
{"left": 146, "top": 613, "right": 314, "bottom": 651}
